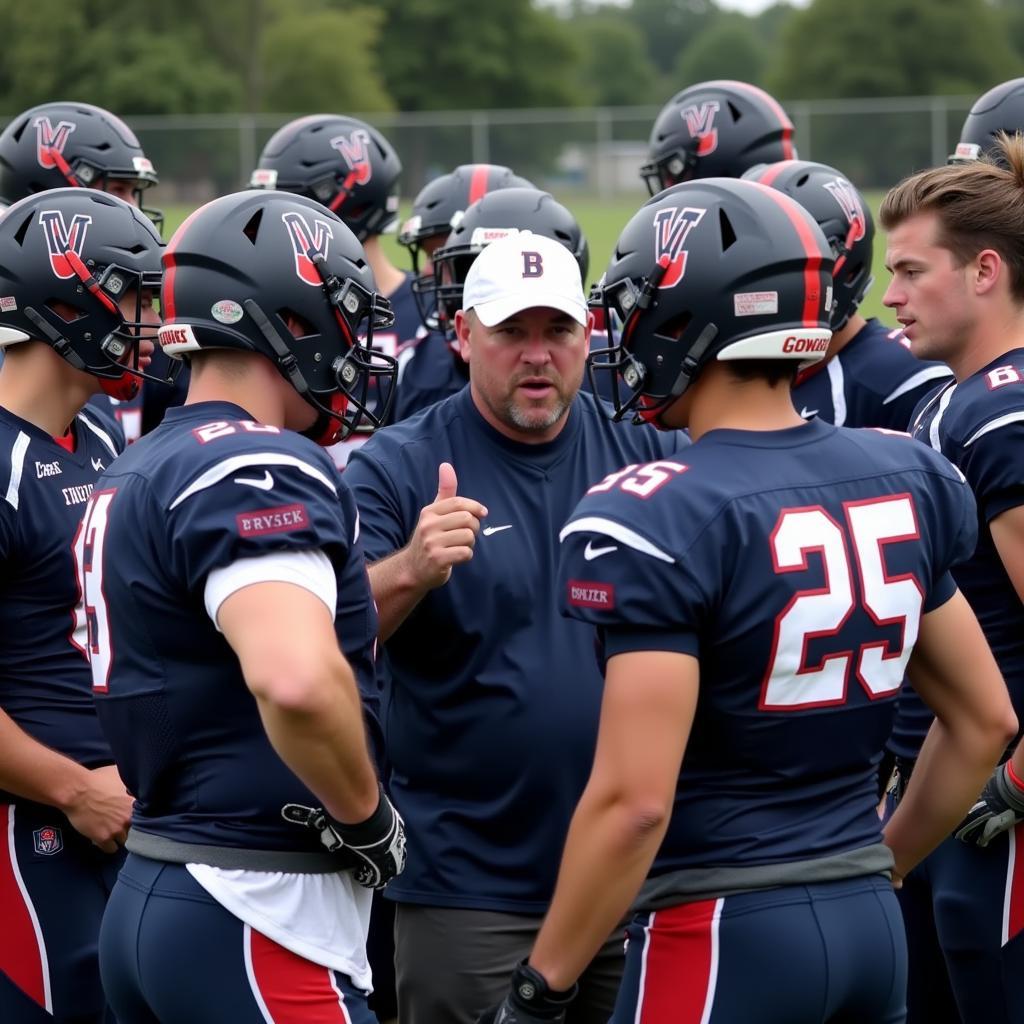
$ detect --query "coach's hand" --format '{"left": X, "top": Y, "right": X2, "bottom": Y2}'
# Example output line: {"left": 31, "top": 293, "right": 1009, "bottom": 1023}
{"left": 64, "top": 764, "right": 133, "bottom": 853}
{"left": 282, "top": 785, "right": 406, "bottom": 889}
{"left": 955, "top": 762, "right": 1024, "bottom": 847}
{"left": 405, "top": 462, "right": 487, "bottom": 589}
{"left": 476, "top": 962, "right": 577, "bottom": 1023}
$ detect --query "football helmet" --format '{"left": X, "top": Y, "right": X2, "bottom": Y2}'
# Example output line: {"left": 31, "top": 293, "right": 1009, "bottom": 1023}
{"left": 399, "top": 164, "right": 535, "bottom": 328}
{"left": 158, "top": 190, "right": 395, "bottom": 445}
{"left": 640, "top": 80, "right": 796, "bottom": 195}
{"left": 0, "top": 102, "right": 162, "bottom": 232}
{"left": 251, "top": 115, "right": 401, "bottom": 241}
{"left": 589, "top": 177, "right": 833, "bottom": 423}
{"left": 950, "top": 78, "right": 1024, "bottom": 164}
{"left": 743, "top": 160, "right": 873, "bottom": 331}
{"left": 0, "top": 188, "right": 164, "bottom": 400}
{"left": 431, "top": 187, "right": 588, "bottom": 339}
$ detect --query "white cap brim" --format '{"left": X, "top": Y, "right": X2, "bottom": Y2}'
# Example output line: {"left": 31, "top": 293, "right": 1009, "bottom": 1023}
{"left": 472, "top": 292, "right": 589, "bottom": 328}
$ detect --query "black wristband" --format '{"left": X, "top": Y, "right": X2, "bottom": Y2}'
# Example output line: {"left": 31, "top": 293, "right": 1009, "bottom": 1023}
{"left": 331, "top": 785, "right": 388, "bottom": 843}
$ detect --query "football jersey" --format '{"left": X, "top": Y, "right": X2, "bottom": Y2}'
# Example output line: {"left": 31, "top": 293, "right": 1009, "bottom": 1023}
{"left": 0, "top": 404, "right": 122, "bottom": 795}
{"left": 345, "top": 387, "right": 685, "bottom": 911}
{"left": 328, "top": 272, "right": 423, "bottom": 468}
{"left": 792, "top": 319, "right": 952, "bottom": 429}
{"left": 889, "top": 350, "right": 1024, "bottom": 761}
{"left": 81, "top": 401, "right": 380, "bottom": 852}
{"left": 558, "top": 419, "right": 974, "bottom": 884}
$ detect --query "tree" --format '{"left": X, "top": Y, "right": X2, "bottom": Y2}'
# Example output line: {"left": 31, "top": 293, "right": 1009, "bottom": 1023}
{"left": 674, "top": 15, "right": 770, "bottom": 89}
{"left": 573, "top": 11, "right": 662, "bottom": 106}
{"left": 768, "top": 0, "right": 1018, "bottom": 100}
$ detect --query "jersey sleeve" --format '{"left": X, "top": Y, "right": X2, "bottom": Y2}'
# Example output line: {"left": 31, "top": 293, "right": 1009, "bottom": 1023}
{"left": 923, "top": 465, "right": 979, "bottom": 612}
{"left": 344, "top": 444, "right": 414, "bottom": 562}
{"left": 165, "top": 454, "right": 353, "bottom": 594}
{"left": 957, "top": 415, "right": 1024, "bottom": 522}
{"left": 881, "top": 366, "right": 953, "bottom": 432}
{"left": 557, "top": 505, "right": 709, "bottom": 660}
{"left": 0, "top": 501, "right": 13, "bottom": 562}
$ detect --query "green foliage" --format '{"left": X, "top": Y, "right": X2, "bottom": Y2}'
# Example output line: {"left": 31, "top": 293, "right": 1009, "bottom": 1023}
{"left": 674, "top": 15, "right": 769, "bottom": 89}
{"left": 769, "top": 0, "right": 1019, "bottom": 100}
{"left": 573, "top": 13, "right": 662, "bottom": 107}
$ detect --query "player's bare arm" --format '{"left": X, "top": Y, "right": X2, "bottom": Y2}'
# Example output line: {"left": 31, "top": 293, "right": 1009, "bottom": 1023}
{"left": 884, "top": 591, "right": 1017, "bottom": 879}
{"left": 367, "top": 460, "right": 487, "bottom": 641}
{"left": 219, "top": 579, "right": 380, "bottom": 824}
{"left": 526, "top": 650, "right": 698, "bottom": 992}
{"left": 0, "top": 710, "right": 131, "bottom": 852}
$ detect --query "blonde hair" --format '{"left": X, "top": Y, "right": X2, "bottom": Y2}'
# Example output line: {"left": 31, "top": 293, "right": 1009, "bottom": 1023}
{"left": 880, "top": 131, "right": 1024, "bottom": 300}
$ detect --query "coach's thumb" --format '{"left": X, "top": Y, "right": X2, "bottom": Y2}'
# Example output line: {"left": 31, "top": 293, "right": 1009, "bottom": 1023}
{"left": 436, "top": 462, "right": 458, "bottom": 501}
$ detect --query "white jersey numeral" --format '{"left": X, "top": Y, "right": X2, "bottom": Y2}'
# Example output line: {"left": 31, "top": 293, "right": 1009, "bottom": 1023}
{"left": 76, "top": 489, "right": 118, "bottom": 692}
{"left": 761, "top": 495, "right": 923, "bottom": 710}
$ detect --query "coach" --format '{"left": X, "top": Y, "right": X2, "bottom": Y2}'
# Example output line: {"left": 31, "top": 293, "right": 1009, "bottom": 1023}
{"left": 345, "top": 232, "right": 684, "bottom": 1023}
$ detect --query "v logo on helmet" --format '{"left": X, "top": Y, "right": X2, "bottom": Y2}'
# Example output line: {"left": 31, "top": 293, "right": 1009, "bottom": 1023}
{"left": 681, "top": 101, "right": 720, "bottom": 157}
{"left": 38, "top": 210, "right": 91, "bottom": 280}
{"left": 33, "top": 116, "right": 76, "bottom": 170}
{"left": 823, "top": 178, "right": 866, "bottom": 243}
{"left": 281, "top": 211, "right": 334, "bottom": 287}
{"left": 331, "top": 129, "right": 373, "bottom": 186}
{"left": 653, "top": 207, "right": 706, "bottom": 289}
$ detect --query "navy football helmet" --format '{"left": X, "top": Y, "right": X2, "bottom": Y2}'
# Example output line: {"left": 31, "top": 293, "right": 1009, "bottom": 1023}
{"left": 431, "top": 187, "right": 589, "bottom": 340}
{"left": 589, "top": 178, "right": 833, "bottom": 423}
{"left": 951, "top": 78, "right": 1024, "bottom": 164}
{"left": 640, "top": 80, "right": 796, "bottom": 195}
{"left": 0, "top": 188, "right": 164, "bottom": 400}
{"left": 399, "top": 164, "right": 535, "bottom": 329}
{"left": 251, "top": 115, "right": 402, "bottom": 241}
{"left": 0, "top": 102, "right": 162, "bottom": 232}
{"left": 743, "top": 160, "right": 873, "bottom": 331}
{"left": 158, "top": 190, "right": 395, "bottom": 444}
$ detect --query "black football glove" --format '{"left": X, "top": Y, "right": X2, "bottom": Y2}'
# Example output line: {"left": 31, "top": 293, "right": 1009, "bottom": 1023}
{"left": 476, "top": 961, "right": 577, "bottom": 1024}
{"left": 281, "top": 785, "right": 406, "bottom": 889}
{"left": 955, "top": 763, "right": 1024, "bottom": 848}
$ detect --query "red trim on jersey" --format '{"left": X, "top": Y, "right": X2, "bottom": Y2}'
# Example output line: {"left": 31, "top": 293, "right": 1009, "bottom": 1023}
{"left": 638, "top": 899, "right": 719, "bottom": 1022}
{"left": 162, "top": 205, "right": 207, "bottom": 322}
{"left": 755, "top": 185, "right": 824, "bottom": 328}
{"left": 1005, "top": 825, "right": 1024, "bottom": 946}
{"left": 468, "top": 164, "right": 490, "bottom": 205}
{"left": 0, "top": 806, "right": 49, "bottom": 1010}
{"left": 53, "top": 430, "right": 75, "bottom": 453}
{"left": 248, "top": 927, "right": 352, "bottom": 1022}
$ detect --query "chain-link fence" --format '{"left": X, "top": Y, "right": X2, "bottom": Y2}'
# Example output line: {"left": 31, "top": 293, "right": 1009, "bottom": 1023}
{"left": 105, "top": 95, "right": 975, "bottom": 204}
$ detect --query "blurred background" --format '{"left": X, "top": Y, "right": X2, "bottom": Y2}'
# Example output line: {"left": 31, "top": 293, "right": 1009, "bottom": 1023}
{"left": 5, "top": 0, "right": 1023, "bottom": 320}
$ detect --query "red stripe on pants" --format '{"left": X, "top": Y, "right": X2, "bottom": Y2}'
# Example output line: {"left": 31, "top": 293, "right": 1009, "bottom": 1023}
{"left": 639, "top": 898, "right": 718, "bottom": 1023}
{"left": 1006, "top": 824, "right": 1024, "bottom": 945}
{"left": 0, "top": 805, "right": 47, "bottom": 1009}
{"left": 249, "top": 927, "right": 350, "bottom": 1023}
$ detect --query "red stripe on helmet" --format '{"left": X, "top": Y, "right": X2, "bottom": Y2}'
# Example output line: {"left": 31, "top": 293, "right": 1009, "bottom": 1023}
{"left": 161, "top": 205, "right": 206, "bottom": 322}
{"left": 715, "top": 80, "right": 796, "bottom": 159}
{"left": 468, "top": 165, "right": 490, "bottom": 205}
{"left": 749, "top": 160, "right": 792, "bottom": 189}
{"left": 749, "top": 182, "right": 825, "bottom": 328}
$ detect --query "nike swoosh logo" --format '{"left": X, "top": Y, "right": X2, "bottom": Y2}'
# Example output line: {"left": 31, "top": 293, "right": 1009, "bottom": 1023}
{"left": 482, "top": 524, "right": 513, "bottom": 536}
{"left": 799, "top": 407, "right": 819, "bottom": 419}
{"left": 584, "top": 540, "right": 618, "bottom": 560}
{"left": 233, "top": 470, "right": 274, "bottom": 490}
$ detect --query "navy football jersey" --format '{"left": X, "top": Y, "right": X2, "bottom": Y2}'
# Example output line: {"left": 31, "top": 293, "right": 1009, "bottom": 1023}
{"left": 889, "top": 351, "right": 1024, "bottom": 760}
{"left": 558, "top": 419, "right": 974, "bottom": 879}
{"left": 792, "top": 319, "right": 952, "bottom": 429}
{"left": 329, "top": 271, "right": 423, "bottom": 468}
{"left": 0, "top": 405, "right": 123, "bottom": 792}
{"left": 345, "top": 387, "right": 684, "bottom": 911}
{"left": 80, "top": 401, "right": 380, "bottom": 851}
{"left": 391, "top": 331, "right": 466, "bottom": 422}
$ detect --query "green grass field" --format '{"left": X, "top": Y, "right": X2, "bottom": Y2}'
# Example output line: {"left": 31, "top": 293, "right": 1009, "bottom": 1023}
{"left": 161, "top": 189, "right": 893, "bottom": 326}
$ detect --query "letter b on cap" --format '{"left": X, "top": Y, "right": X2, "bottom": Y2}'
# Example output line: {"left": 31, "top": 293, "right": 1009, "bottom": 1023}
{"left": 522, "top": 251, "right": 543, "bottom": 278}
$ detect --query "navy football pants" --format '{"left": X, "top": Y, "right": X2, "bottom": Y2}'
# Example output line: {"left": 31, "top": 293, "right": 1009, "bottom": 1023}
{"left": 100, "top": 854, "right": 377, "bottom": 1024}
{"left": 899, "top": 824, "right": 1024, "bottom": 1023}
{"left": 0, "top": 801, "right": 120, "bottom": 1023}
{"left": 611, "top": 876, "right": 907, "bottom": 1024}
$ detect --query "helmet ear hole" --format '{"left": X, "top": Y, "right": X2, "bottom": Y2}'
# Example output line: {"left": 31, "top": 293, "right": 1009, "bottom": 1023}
{"left": 719, "top": 209, "right": 738, "bottom": 252}
{"left": 658, "top": 310, "right": 693, "bottom": 342}
{"left": 243, "top": 209, "right": 263, "bottom": 245}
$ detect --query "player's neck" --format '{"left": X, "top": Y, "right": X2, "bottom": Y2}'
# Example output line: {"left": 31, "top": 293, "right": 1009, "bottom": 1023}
{"left": 949, "top": 305, "right": 1024, "bottom": 382}
{"left": 685, "top": 364, "right": 806, "bottom": 441}
{"left": 185, "top": 351, "right": 288, "bottom": 428}
{"left": 361, "top": 236, "right": 407, "bottom": 297}
{"left": 0, "top": 342, "right": 93, "bottom": 436}
{"left": 823, "top": 313, "right": 866, "bottom": 361}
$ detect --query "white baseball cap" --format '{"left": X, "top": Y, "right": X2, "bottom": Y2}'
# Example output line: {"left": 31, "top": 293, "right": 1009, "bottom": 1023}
{"left": 462, "top": 231, "right": 588, "bottom": 327}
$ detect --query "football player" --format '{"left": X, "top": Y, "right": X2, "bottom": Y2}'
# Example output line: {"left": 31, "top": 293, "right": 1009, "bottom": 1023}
{"left": 743, "top": 159, "right": 952, "bottom": 428}
{"left": 0, "top": 188, "right": 162, "bottom": 1023}
{"left": 950, "top": 77, "right": 1024, "bottom": 164}
{"left": 81, "top": 190, "right": 404, "bottom": 1023}
{"left": 251, "top": 114, "right": 413, "bottom": 466}
{"left": 640, "top": 79, "right": 795, "bottom": 194}
{"left": 479, "top": 178, "right": 1015, "bottom": 1024}
{"left": 879, "top": 133, "right": 1024, "bottom": 1023}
